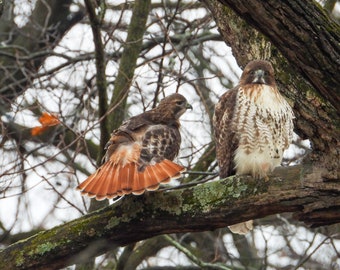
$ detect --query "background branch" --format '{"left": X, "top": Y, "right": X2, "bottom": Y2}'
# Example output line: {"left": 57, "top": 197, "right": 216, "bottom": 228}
{"left": 0, "top": 0, "right": 84, "bottom": 107}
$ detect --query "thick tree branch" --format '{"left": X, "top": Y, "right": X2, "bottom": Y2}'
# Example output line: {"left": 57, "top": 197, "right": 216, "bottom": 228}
{"left": 0, "top": 163, "right": 339, "bottom": 270}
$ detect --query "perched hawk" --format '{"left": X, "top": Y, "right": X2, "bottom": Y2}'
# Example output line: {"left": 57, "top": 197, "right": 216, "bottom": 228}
{"left": 213, "top": 60, "right": 294, "bottom": 234}
{"left": 77, "top": 93, "right": 192, "bottom": 200}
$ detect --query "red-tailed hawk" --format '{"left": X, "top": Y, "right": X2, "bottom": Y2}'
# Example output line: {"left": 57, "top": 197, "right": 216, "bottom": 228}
{"left": 213, "top": 60, "right": 294, "bottom": 234}
{"left": 77, "top": 93, "right": 192, "bottom": 200}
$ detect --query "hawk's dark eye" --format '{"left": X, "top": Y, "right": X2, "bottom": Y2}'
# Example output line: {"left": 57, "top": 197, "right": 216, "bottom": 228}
{"left": 264, "top": 71, "right": 269, "bottom": 76}
{"left": 176, "top": 100, "right": 185, "bottom": 106}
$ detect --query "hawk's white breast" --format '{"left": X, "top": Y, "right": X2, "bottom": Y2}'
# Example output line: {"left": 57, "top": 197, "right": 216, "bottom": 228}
{"left": 233, "top": 85, "right": 294, "bottom": 178}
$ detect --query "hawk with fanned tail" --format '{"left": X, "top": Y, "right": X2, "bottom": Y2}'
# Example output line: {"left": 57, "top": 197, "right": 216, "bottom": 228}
{"left": 77, "top": 93, "right": 192, "bottom": 200}
{"left": 213, "top": 60, "right": 294, "bottom": 234}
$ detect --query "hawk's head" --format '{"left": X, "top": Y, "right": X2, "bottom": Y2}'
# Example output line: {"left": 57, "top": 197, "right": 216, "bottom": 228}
{"left": 158, "top": 93, "right": 192, "bottom": 119}
{"left": 239, "top": 60, "right": 276, "bottom": 87}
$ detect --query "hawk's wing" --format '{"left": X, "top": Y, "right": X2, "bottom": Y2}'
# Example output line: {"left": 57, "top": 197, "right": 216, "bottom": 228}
{"left": 139, "top": 124, "right": 181, "bottom": 168}
{"left": 213, "top": 88, "right": 239, "bottom": 178}
{"left": 119, "top": 114, "right": 152, "bottom": 134}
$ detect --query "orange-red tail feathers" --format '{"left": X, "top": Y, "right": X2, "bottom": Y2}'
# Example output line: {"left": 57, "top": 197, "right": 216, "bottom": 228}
{"left": 77, "top": 143, "right": 185, "bottom": 200}
{"left": 77, "top": 159, "right": 185, "bottom": 200}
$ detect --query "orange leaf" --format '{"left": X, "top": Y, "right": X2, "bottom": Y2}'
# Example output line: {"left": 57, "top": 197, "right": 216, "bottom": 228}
{"left": 31, "top": 126, "right": 49, "bottom": 136}
{"left": 38, "top": 112, "right": 60, "bottom": 126}
{"left": 31, "top": 112, "right": 60, "bottom": 136}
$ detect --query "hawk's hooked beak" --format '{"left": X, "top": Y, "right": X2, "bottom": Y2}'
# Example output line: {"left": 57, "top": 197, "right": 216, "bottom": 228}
{"left": 252, "top": 69, "right": 266, "bottom": 84}
{"left": 186, "top": 103, "right": 193, "bottom": 110}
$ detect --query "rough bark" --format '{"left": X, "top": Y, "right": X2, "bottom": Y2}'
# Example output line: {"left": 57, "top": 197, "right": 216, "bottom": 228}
{"left": 0, "top": 163, "right": 339, "bottom": 270}
{"left": 203, "top": 0, "right": 340, "bottom": 180}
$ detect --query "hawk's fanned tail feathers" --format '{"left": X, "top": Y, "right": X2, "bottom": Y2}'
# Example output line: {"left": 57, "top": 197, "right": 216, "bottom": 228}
{"left": 142, "top": 160, "right": 184, "bottom": 192}
{"left": 77, "top": 160, "right": 185, "bottom": 200}
{"left": 77, "top": 143, "right": 185, "bottom": 200}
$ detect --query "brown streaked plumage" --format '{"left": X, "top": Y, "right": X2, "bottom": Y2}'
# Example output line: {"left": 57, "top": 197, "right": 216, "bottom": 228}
{"left": 213, "top": 60, "right": 294, "bottom": 234}
{"left": 77, "top": 93, "right": 192, "bottom": 200}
